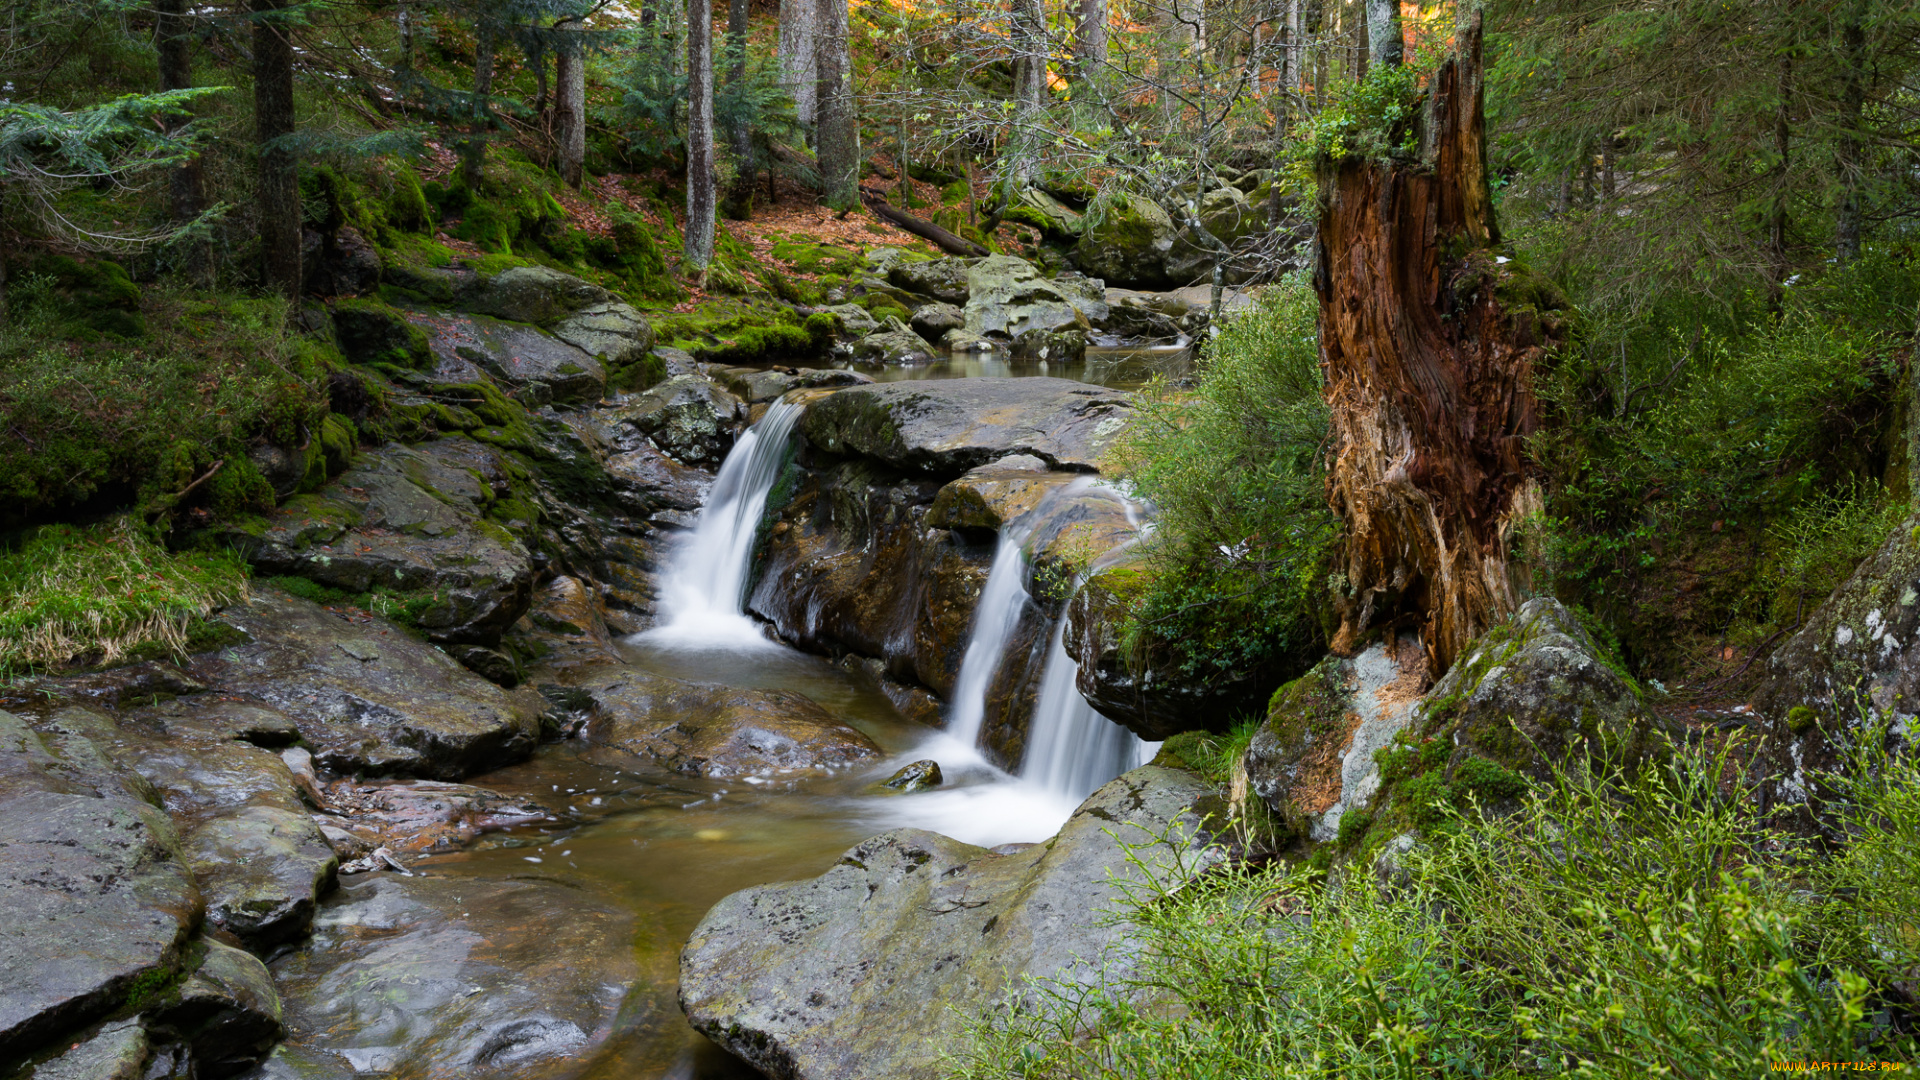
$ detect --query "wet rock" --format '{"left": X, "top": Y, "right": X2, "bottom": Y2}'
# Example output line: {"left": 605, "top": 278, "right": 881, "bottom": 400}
{"left": 1243, "top": 639, "right": 1429, "bottom": 840}
{"left": 187, "top": 806, "right": 339, "bottom": 949}
{"left": 939, "top": 327, "right": 994, "bottom": 352}
{"left": 1072, "top": 193, "right": 1176, "bottom": 290}
{"left": 145, "top": 940, "right": 285, "bottom": 1077}
{"left": 849, "top": 322, "right": 937, "bottom": 366}
{"left": 0, "top": 711, "right": 200, "bottom": 1060}
{"left": 923, "top": 454, "right": 1058, "bottom": 532}
{"left": 723, "top": 368, "right": 795, "bottom": 404}
{"left": 28, "top": 1018, "right": 148, "bottom": 1080}
{"left": 332, "top": 300, "right": 431, "bottom": 370}
{"left": 228, "top": 438, "right": 537, "bottom": 648}
{"left": 130, "top": 699, "right": 301, "bottom": 748}
{"left": 799, "top": 377, "right": 1133, "bottom": 475}
{"left": 886, "top": 257, "right": 975, "bottom": 304}
{"left": 606, "top": 375, "right": 744, "bottom": 468}
{"left": 566, "top": 667, "right": 880, "bottom": 778}
{"left": 879, "top": 759, "right": 943, "bottom": 793}
{"left": 908, "top": 302, "right": 965, "bottom": 344}
{"left": 260, "top": 872, "right": 637, "bottom": 1079}
{"left": 201, "top": 588, "right": 541, "bottom": 780}
{"left": 680, "top": 766, "right": 1221, "bottom": 1080}
{"left": 1749, "top": 516, "right": 1920, "bottom": 827}
{"left": 420, "top": 312, "right": 606, "bottom": 405}
{"left": 819, "top": 304, "right": 880, "bottom": 338}
{"left": 7, "top": 661, "right": 207, "bottom": 712}
{"left": 316, "top": 779, "right": 553, "bottom": 855}
{"left": 1004, "top": 187, "right": 1084, "bottom": 241}
{"left": 1010, "top": 326, "right": 1088, "bottom": 363}
{"left": 465, "top": 266, "right": 612, "bottom": 326}
{"left": 1066, "top": 552, "right": 1272, "bottom": 740}
{"left": 550, "top": 300, "right": 656, "bottom": 368}
{"left": 962, "top": 255, "right": 1087, "bottom": 342}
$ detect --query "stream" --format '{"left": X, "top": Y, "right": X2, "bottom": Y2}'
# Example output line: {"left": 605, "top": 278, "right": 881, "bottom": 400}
{"left": 329, "top": 359, "right": 1163, "bottom": 1079}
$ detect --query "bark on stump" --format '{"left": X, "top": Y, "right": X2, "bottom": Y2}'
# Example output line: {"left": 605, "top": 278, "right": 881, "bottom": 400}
{"left": 1315, "top": 11, "right": 1570, "bottom": 673}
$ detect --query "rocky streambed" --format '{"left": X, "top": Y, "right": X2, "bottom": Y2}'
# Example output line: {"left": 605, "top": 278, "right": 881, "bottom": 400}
{"left": 0, "top": 260, "right": 1238, "bottom": 1079}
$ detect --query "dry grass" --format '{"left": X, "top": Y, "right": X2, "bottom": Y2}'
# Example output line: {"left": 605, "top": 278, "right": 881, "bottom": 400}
{"left": 0, "top": 517, "right": 247, "bottom": 675}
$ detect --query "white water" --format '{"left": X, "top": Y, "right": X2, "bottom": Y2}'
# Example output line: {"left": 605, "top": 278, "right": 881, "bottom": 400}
{"left": 941, "top": 530, "right": 1036, "bottom": 751}
{"left": 642, "top": 399, "right": 803, "bottom": 650}
{"left": 1020, "top": 618, "right": 1156, "bottom": 800}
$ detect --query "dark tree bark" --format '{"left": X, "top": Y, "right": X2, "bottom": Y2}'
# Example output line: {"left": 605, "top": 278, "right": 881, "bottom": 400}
{"left": 556, "top": 20, "right": 586, "bottom": 189}
{"left": 1010, "top": 0, "right": 1046, "bottom": 185}
{"left": 1316, "top": 10, "right": 1570, "bottom": 672}
{"left": 1834, "top": 0, "right": 1867, "bottom": 264}
{"left": 156, "top": 0, "right": 204, "bottom": 224}
{"left": 685, "top": 0, "right": 716, "bottom": 271}
{"left": 723, "top": 0, "right": 755, "bottom": 219}
{"left": 813, "top": 0, "right": 858, "bottom": 210}
{"left": 461, "top": 28, "right": 497, "bottom": 189}
{"left": 252, "top": 0, "right": 301, "bottom": 299}
{"left": 780, "top": 0, "right": 819, "bottom": 129}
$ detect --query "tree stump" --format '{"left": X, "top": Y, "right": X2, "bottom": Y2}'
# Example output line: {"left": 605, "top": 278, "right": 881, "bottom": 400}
{"left": 1315, "top": 10, "right": 1571, "bottom": 673}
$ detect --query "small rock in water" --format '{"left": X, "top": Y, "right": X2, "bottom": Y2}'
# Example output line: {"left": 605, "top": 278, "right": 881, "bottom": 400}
{"left": 880, "top": 759, "right": 944, "bottom": 794}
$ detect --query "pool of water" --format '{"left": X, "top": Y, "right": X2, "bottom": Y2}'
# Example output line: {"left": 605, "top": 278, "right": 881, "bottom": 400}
{"left": 784, "top": 342, "right": 1192, "bottom": 391}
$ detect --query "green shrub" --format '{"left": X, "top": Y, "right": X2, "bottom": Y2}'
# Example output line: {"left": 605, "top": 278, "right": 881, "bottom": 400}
{"left": 0, "top": 518, "right": 248, "bottom": 675}
{"left": 953, "top": 738, "right": 1920, "bottom": 1079}
{"left": 1113, "top": 277, "right": 1339, "bottom": 692}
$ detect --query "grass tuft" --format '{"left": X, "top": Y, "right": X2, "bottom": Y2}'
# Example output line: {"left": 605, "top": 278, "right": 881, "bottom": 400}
{"left": 0, "top": 518, "right": 248, "bottom": 675}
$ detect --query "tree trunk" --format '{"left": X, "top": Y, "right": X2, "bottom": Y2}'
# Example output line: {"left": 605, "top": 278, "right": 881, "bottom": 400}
{"left": 723, "top": 0, "right": 755, "bottom": 219}
{"left": 1011, "top": 0, "right": 1046, "bottom": 184}
{"left": 461, "top": 29, "right": 496, "bottom": 189}
{"left": 685, "top": 0, "right": 716, "bottom": 271}
{"left": 1833, "top": 0, "right": 1866, "bottom": 264}
{"left": 1074, "top": 0, "right": 1106, "bottom": 80}
{"left": 779, "top": 0, "right": 820, "bottom": 130}
{"left": 813, "top": 0, "right": 858, "bottom": 210}
{"left": 252, "top": 0, "right": 302, "bottom": 299}
{"left": 157, "top": 0, "right": 203, "bottom": 222}
{"left": 861, "top": 188, "right": 990, "bottom": 256}
{"left": 398, "top": 4, "right": 414, "bottom": 69}
{"left": 1316, "top": 9, "right": 1568, "bottom": 673}
{"left": 1365, "top": 0, "right": 1401, "bottom": 69}
{"left": 556, "top": 21, "right": 586, "bottom": 189}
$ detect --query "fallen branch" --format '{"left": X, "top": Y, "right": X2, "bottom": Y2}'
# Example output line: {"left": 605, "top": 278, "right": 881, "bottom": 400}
{"left": 859, "top": 187, "right": 988, "bottom": 258}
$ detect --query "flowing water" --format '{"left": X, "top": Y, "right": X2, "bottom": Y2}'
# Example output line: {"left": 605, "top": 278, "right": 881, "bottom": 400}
{"left": 399, "top": 387, "right": 1157, "bottom": 1078}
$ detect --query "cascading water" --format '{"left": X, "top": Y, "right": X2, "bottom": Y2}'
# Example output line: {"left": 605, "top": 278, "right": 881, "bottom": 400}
{"left": 644, "top": 398, "right": 803, "bottom": 647}
{"left": 1019, "top": 617, "right": 1154, "bottom": 801}
{"left": 941, "top": 530, "right": 1035, "bottom": 751}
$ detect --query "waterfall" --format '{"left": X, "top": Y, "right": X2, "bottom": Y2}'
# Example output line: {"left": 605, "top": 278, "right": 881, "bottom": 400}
{"left": 942, "top": 530, "right": 1033, "bottom": 751}
{"left": 941, "top": 479, "right": 1156, "bottom": 802}
{"left": 646, "top": 399, "right": 804, "bottom": 646}
{"left": 1019, "top": 617, "right": 1152, "bottom": 801}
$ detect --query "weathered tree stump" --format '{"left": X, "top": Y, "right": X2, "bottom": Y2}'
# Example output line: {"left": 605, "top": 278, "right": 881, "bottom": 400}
{"left": 1316, "top": 10, "right": 1571, "bottom": 673}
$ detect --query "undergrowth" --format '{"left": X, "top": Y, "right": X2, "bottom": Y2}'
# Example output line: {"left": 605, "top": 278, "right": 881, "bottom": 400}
{"left": 951, "top": 733, "right": 1920, "bottom": 1079}
{"left": 1113, "top": 277, "right": 1339, "bottom": 692}
{"left": 0, "top": 518, "right": 248, "bottom": 675}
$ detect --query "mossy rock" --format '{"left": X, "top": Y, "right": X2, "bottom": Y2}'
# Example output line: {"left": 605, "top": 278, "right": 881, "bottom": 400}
{"left": 333, "top": 300, "right": 431, "bottom": 369}
{"left": 26, "top": 254, "right": 145, "bottom": 339}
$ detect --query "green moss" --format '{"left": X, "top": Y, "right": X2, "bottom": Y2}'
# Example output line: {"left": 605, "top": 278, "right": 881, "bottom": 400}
{"left": 332, "top": 299, "right": 432, "bottom": 369}
{"left": 770, "top": 240, "right": 862, "bottom": 276}
{"left": 1786, "top": 704, "right": 1821, "bottom": 735}
{"left": 24, "top": 254, "right": 145, "bottom": 339}
{"left": 385, "top": 166, "right": 433, "bottom": 232}
{"left": 1335, "top": 808, "right": 1373, "bottom": 848}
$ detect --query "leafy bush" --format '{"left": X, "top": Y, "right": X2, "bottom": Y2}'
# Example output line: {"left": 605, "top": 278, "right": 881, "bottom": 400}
{"left": 0, "top": 517, "right": 247, "bottom": 675}
{"left": 952, "top": 737, "right": 1920, "bottom": 1079}
{"left": 1113, "top": 277, "right": 1339, "bottom": 692}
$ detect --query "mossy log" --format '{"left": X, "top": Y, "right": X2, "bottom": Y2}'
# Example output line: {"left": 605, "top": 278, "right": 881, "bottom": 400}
{"left": 1315, "top": 10, "right": 1569, "bottom": 673}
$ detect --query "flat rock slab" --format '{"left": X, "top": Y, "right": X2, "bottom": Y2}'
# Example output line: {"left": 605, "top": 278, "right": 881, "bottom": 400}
{"left": 317, "top": 779, "right": 553, "bottom": 855}
{"left": 420, "top": 312, "right": 606, "bottom": 405}
{"left": 0, "top": 774, "right": 200, "bottom": 1058}
{"left": 565, "top": 666, "right": 880, "bottom": 778}
{"left": 203, "top": 589, "right": 540, "bottom": 780}
{"left": 799, "top": 378, "right": 1132, "bottom": 477}
{"left": 255, "top": 872, "right": 638, "bottom": 1080}
{"left": 679, "top": 765, "right": 1219, "bottom": 1080}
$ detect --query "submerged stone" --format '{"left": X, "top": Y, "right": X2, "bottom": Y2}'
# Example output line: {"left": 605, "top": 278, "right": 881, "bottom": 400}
{"left": 879, "top": 759, "right": 943, "bottom": 794}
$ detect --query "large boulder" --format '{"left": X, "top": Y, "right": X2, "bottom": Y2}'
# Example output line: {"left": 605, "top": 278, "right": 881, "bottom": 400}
{"left": 1749, "top": 515, "right": 1920, "bottom": 827}
{"left": 549, "top": 300, "right": 656, "bottom": 368}
{"left": 679, "top": 766, "right": 1222, "bottom": 1080}
{"left": 886, "top": 257, "right": 975, "bottom": 304}
{"left": 1002, "top": 187, "right": 1084, "bottom": 241}
{"left": 605, "top": 374, "right": 745, "bottom": 469}
{"left": 229, "top": 438, "right": 537, "bottom": 648}
{"left": 200, "top": 588, "right": 542, "bottom": 780}
{"left": 961, "top": 255, "right": 1086, "bottom": 342}
{"left": 144, "top": 939, "right": 286, "bottom": 1077}
{"left": 798, "top": 378, "right": 1133, "bottom": 475}
{"left": 253, "top": 872, "right": 638, "bottom": 1079}
{"left": 419, "top": 312, "right": 606, "bottom": 405}
{"left": 1072, "top": 194, "right": 1177, "bottom": 290}
{"left": 908, "top": 302, "right": 965, "bottom": 345}
{"left": 0, "top": 712, "right": 201, "bottom": 1060}
{"left": 563, "top": 666, "right": 881, "bottom": 778}
{"left": 1165, "top": 187, "right": 1266, "bottom": 286}
{"left": 464, "top": 265, "right": 612, "bottom": 326}
{"left": 849, "top": 322, "right": 937, "bottom": 366}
